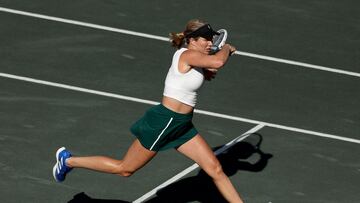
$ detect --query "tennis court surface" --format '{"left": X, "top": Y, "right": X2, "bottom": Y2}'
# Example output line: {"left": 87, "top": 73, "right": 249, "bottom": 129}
{"left": 0, "top": 1, "right": 359, "bottom": 202}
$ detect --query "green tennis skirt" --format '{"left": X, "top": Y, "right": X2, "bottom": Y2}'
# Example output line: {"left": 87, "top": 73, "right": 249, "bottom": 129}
{"left": 130, "top": 104, "right": 198, "bottom": 151}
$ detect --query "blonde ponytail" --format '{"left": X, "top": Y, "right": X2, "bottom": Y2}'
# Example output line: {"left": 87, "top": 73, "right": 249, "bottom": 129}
{"left": 169, "top": 32, "right": 185, "bottom": 49}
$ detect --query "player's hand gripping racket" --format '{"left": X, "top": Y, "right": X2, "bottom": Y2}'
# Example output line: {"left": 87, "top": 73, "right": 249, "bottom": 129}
{"left": 210, "top": 29, "right": 228, "bottom": 55}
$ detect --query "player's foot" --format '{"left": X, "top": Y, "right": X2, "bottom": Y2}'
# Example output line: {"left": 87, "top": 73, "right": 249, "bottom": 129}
{"left": 53, "top": 147, "right": 72, "bottom": 182}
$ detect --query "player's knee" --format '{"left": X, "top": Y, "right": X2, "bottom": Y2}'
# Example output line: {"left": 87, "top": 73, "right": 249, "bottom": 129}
{"left": 117, "top": 170, "right": 134, "bottom": 177}
{"left": 115, "top": 167, "right": 135, "bottom": 177}
{"left": 206, "top": 160, "right": 225, "bottom": 179}
{"left": 213, "top": 163, "right": 225, "bottom": 179}
{"left": 113, "top": 163, "right": 135, "bottom": 177}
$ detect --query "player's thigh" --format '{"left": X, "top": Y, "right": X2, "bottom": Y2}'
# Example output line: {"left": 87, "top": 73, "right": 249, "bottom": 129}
{"left": 176, "top": 134, "right": 221, "bottom": 173}
{"left": 121, "top": 139, "right": 157, "bottom": 172}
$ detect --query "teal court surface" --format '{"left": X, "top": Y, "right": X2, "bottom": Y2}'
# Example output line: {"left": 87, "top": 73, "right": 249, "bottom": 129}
{"left": 0, "top": 1, "right": 359, "bottom": 202}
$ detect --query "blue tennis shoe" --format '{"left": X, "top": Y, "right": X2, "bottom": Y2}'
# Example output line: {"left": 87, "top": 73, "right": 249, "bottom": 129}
{"left": 53, "top": 147, "right": 72, "bottom": 182}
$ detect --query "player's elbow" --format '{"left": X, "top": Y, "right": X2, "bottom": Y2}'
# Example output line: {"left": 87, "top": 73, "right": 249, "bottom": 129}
{"left": 211, "top": 59, "right": 225, "bottom": 69}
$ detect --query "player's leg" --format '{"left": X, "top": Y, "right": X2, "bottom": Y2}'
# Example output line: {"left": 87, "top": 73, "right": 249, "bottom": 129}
{"left": 176, "top": 134, "right": 243, "bottom": 203}
{"left": 67, "top": 139, "right": 156, "bottom": 177}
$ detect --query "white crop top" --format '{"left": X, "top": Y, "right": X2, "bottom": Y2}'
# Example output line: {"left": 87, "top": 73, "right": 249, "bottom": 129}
{"left": 163, "top": 48, "right": 204, "bottom": 107}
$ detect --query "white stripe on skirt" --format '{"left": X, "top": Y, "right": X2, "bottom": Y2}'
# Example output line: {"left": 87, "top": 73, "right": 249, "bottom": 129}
{"left": 149, "top": 117, "right": 174, "bottom": 150}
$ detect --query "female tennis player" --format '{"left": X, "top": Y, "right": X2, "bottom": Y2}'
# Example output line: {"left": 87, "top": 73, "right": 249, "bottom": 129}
{"left": 53, "top": 19, "right": 242, "bottom": 202}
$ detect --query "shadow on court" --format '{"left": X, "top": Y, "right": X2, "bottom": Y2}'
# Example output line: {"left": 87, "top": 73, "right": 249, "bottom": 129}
{"left": 144, "top": 133, "right": 273, "bottom": 203}
{"left": 68, "top": 134, "right": 272, "bottom": 203}
{"left": 68, "top": 192, "right": 130, "bottom": 203}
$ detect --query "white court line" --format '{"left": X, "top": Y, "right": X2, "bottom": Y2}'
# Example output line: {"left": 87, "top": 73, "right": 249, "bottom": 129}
{"left": 0, "top": 7, "right": 169, "bottom": 41}
{"left": 1, "top": 6, "right": 360, "bottom": 78}
{"left": 133, "top": 124, "right": 266, "bottom": 203}
{"left": 1, "top": 72, "right": 359, "bottom": 145}
{"left": 235, "top": 51, "right": 360, "bottom": 78}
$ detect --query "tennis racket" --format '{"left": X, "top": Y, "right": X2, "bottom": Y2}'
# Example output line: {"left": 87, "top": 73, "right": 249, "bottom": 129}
{"left": 210, "top": 29, "right": 228, "bottom": 54}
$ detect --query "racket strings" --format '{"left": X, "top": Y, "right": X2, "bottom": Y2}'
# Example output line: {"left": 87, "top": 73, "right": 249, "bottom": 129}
{"left": 210, "top": 29, "right": 227, "bottom": 54}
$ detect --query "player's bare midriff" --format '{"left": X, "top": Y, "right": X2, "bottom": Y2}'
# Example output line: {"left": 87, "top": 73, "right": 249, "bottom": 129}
{"left": 162, "top": 96, "right": 194, "bottom": 114}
